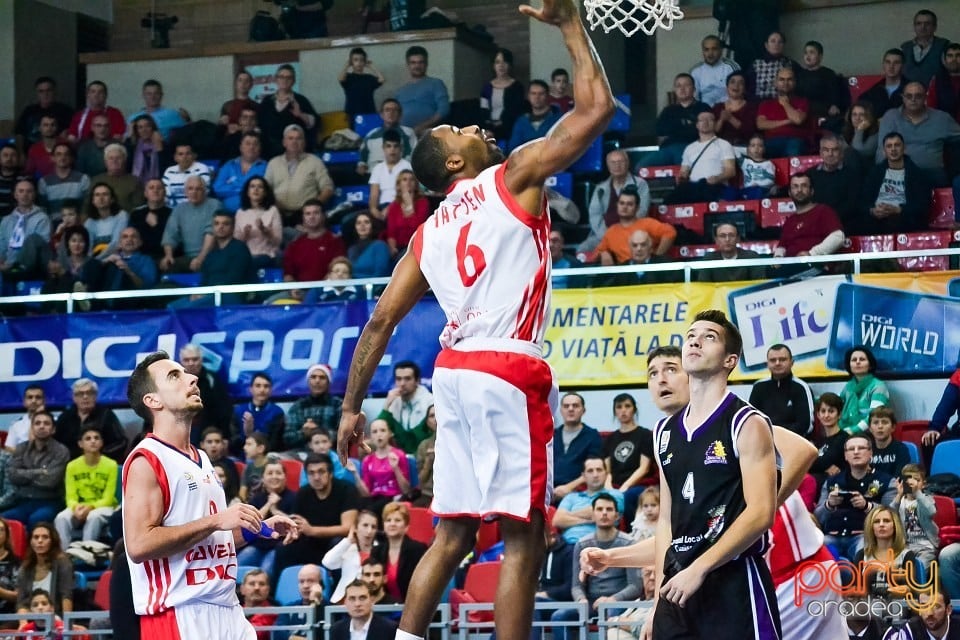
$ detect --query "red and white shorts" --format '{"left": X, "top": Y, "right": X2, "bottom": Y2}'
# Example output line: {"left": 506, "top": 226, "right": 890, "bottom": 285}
{"left": 430, "top": 340, "right": 557, "bottom": 521}
{"left": 141, "top": 602, "right": 255, "bottom": 640}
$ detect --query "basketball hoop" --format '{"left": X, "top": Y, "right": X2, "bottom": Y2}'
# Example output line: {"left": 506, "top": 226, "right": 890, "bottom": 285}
{"left": 583, "top": 0, "right": 683, "bottom": 37}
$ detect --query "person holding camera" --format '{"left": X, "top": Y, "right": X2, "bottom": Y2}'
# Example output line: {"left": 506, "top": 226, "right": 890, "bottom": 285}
{"left": 892, "top": 464, "right": 939, "bottom": 570}
{"left": 814, "top": 433, "right": 897, "bottom": 561}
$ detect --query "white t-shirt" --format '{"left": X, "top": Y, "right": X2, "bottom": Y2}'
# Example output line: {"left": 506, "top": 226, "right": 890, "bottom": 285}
{"left": 875, "top": 167, "right": 906, "bottom": 207}
{"left": 682, "top": 136, "right": 736, "bottom": 183}
{"left": 368, "top": 158, "right": 412, "bottom": 205}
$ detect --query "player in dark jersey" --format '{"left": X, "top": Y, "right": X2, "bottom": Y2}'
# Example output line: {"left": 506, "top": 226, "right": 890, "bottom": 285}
{"left": 649, "top": 310, "right": 781, "bottom": 640}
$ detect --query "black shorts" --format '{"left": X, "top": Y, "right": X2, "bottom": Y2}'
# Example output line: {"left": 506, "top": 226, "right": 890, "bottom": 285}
{"left": 653, "top": 555, "right": 782, "bottom": 640}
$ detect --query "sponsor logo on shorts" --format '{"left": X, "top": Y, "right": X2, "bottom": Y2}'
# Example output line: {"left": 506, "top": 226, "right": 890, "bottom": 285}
{"left": 705, "top": 505, "right": 725, "bottom": 542}
{"left": 704, "top": 440, "right": 727, "bottom": 465}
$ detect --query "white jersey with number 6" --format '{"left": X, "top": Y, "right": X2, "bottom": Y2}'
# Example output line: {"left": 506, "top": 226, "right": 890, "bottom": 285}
{"left": 412, "top": 161, "right": 551, "bottom": 349}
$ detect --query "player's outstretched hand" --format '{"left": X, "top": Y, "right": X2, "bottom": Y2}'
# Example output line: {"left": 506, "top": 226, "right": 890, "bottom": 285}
{"left": 519, "top": 0, "right": 578, "bottom": 26}
{"left": 337, "top": 411, "right": 369, "bottom": 465}
{"left": 580, "top": 547, "right": 611, "bottom": 576}
{"left": 660, "top": 566, "right": 705, "bottom": 608}
{"left": 265, "top": 514, "right": 300, "bottom": 545}
{"left": 218, "top": 503, "right": 262, "bottom": 535}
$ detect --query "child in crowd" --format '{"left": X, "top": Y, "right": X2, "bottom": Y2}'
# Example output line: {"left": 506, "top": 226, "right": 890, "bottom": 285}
{"left": 50, "top": 200, "right": 82, "bottom": 254}
{"left": 548, "top": 68, "right": 573, "bottom": 113}
{"left": 629, "top": 486, "right": 659, "bottom": 542}
{"left": 338, "top": 47, "right": 385, "bottom": 122}
{"left": 739, "top": 133, "right": 777, "bottom": 199}
{"left": 809, "top": 392, "right": 848, "bottom": 492}
{"left": 869, "top": 406, "right": 911, "bottom": 478}
{"left": 299, "top": 428, "right": 351, "bottom": 485}
{"left": 891, "top": 463, "right": 939, "bottom": 569}
{"left": 18, "top": 588, "right": 89, "bottom": 639}
{"left": 239, "top": 433, "right": 269, "bottom": 502}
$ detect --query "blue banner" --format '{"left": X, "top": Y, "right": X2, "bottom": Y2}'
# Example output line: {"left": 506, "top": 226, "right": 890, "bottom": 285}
{"left": 0, "top": 301, "right": 447, "bottom": 410}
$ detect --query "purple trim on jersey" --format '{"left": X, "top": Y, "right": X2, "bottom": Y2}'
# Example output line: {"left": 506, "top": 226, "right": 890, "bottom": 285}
{"left": 680, "top": 391, "right": 736, "bottom": 441}
{"left": 747, "top": 556, "right": 781, "bottom": 640}
{"left": 145, "top": 434, "right": 203, "bottom": 468}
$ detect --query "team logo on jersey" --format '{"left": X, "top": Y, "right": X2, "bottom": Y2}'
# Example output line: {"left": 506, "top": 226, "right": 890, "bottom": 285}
{"left": 658, "top": 430, "right": 671, "bottom": 454}
{"left": 704, "top": 440, "right": 728, "bottom": 465}
{"left": 705, "top": 505, "right": 726, "bottom": 542}
{"left": 184, "top": 472, "right": 198, "bottom": 491}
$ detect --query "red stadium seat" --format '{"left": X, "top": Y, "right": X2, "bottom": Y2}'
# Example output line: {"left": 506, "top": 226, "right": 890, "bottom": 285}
{"left": 932, "top": 495, "right": 958, "bottom": 531}
{"left": 5, "top": 519, "right": 25, "bottom": 558}
{"left": 847, "top": 75, "right": 882, "bottom": 103}
{"left": 655, "top": 202, "right": 707, "bottom": 235}
{"left": 449, "top": 561, "right": 502, "bottom": 626}
{"left": 740, "top": 240, "right": 779, "bottom": 255}
{"left": 842, "top": 235, "right": 895, "bottom": 254}
{"left": 929, "top": 188, "right": 956, "bottom": 229}
{"left": 636, "top": 165, "right": 681, "bottom": 180}
{"left": 475, "top": 520, "right": 501, "bottom": 556}
{"left": 896, "top": 231, "right": 952, "bottom": 271}
{"left": 788, "top": 155, "right": 822, "bottom": 176}
{"left": 93, "top": 570, "right": 112, "bottom": 611}
{"left": 280, "top": 459, "right": 303, "bottom": 492}
{"left": 406, "top": 507, "right": 435, "bottom": 545}
{"left": 677, "top": 244, "right": 714, "bottom": 259}
{"left": 234, "top": 460, "right": 246, "bottom": 478}
{"left": 771, "top": 158, "right": 791, "bottom": 187}
{"left": 759, "top": 198, "right": 795, "bottom": 228}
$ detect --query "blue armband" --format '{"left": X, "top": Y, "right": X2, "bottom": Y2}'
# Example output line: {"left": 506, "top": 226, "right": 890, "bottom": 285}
{"left": 241, "top": 522, "right": 276, "bottom": 543}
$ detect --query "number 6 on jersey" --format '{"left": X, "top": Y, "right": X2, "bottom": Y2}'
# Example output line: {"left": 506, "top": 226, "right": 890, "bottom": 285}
{"left": 456, "top": 221, "right": 487, "bottom": 287}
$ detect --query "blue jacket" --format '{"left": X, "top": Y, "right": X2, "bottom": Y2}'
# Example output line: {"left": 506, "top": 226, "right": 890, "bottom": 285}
{"left": 212, "top": 157, "right": 268, "bottom": 213}
{"left": 507, "top": 107, "right": 562, "bottom": 152}
{"left": 553, "top": 424, "right": 603, "bottom": 486}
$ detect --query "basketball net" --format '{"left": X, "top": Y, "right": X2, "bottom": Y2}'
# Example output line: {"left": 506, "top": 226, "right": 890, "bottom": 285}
{"left": 583, "top": 0, "right": 684, "bottom": 37}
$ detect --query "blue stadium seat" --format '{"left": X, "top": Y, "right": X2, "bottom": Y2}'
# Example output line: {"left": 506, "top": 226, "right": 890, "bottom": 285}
{"left": 931, "top": 440, "right": 960, "bottom": 477}
{"left": 236, "top": 565, "right": 259, "bottom": 584}
{"left": 162, "top": 273, "right": 202, "bottom": 288}
{"left": 545, "top": 172, "right": 573, "bottom": 199}
{"left": 407, "top": 454, "right": 418, "bottom": 489}
{"left": 320, "top": 150, "right": 361, "bottom": 165}
{"left": 569, "top": 137, "right": 603, "bottom": 174}
{"left": 607, "top": 94, "right": 632, "bottom": 133}
{"left": 258, "top": 268, "right": 284, "bottom": 284}
{"left": 353, "top": 113, "right": 383, "bottom": 137}
{"left": 275, "top": 564, "right": 304, "bottom": 605}
{"left": 333, "top": 184, "right": 370, "bottom": 209}
{"left": 200, "top": 159, "right": 221, "bottom": 173}
{"left": 903, "top": 441, "right": 920, "bottom": 465}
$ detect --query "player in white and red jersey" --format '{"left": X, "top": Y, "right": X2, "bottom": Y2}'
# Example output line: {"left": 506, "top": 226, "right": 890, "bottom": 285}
{"left": 335, "top": 2, "right": 615, "bottom": 639}
{"left": 123, "top": 351, "right": 298, "bottom": 640}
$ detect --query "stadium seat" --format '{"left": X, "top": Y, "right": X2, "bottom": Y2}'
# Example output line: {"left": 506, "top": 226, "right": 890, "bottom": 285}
{"left": 932, "top": 495, "right": 958, "bottom": 530}
{"left": 6, "top": 519, "right": 26, "bottom": 558}
{"left": 847, "top": 75, "right": 882, "bottom": 103}
{"left": 333, "top": 184, "right": 370, "bottom": 210}
{"left": 677, "top": 244, "right": 714, "bottom": 259}
{"left": 771, "top": 158, "right": 791, "bottom": 187}
{"left": 903, "top": 441, "right": 920, "bottom": 465}
{"left": 236, "top": 565, "right": 260, "bottom": 584}
{"left": 843, "top": 234, "right": 895, "bottom": 254}
{"left": 275, "top": 564, "right": 304, "bottom": 605}
{"left": 895, "top": 420, "right": 932, "bottom": 442}
{"left": 93, "top": 570, "right": 112, "bottom": 611}
{"left": 476, "top": 519, "right": 501, "bottom": 556}
{"left": 74, "top": 571, "right": 87, "bottom": 591}
{"left": 258, "top": 268, "right": 284, "bottom": 284}
{"left": 931, "top": 440, "right": 960, "bottom": 477}
{"left": 929, "top": 188, "right": 956, "bottom": 229}
{"left": 759, "top": 198, "right": 795, "bottom": 228}
{"left": 280, "top": 459, "right": 303, "bottom": 492}
{"left": 569, "top": 137, "right": 603, "bottom": 174}
{"left": 162, "top": 273, "right": 201, "bottom": 288}
{"left": 234, "top": 460, "right": 246, "bottom": 478}
{"left": 406, "top": 454, "right": 419, "bottom": 489}
{"left": 353, "top": 113, "right": 383, "bottom": 138}
{"left": 320, "top": 150, "right": 361, "bottom": 165}
{"left": 655, "top": 202, "right": 707, "bottom": 235}
{"left": 607, "top": 94, "right": 632, "bottom": 133}
{"left": 406, "top": 507, "right": 435, "bottom": 545}
{"left": 636, "top": 164, "right": 681, "bottom": 180}
{"left": 545, "top": 172, "right": 574, "bottom": 199}
{"left": 896, "top": 231, "right": 952, "bottom": 272}
{"left": 740, "top": 240, "right": 778, "bottom": 255}
{"left": 199, "top": 159, "right": 221, "bottom": 173}
{"left": 449, "top": 561, "right": 501, "bottom": 626}
{"left": 788, "top": 155, "right": 822, "bottom": 176}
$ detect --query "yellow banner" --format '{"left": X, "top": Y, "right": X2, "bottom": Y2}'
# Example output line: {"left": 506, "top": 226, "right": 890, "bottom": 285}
{"left": 545, "top": 271, "right": 960, "bottom": 386}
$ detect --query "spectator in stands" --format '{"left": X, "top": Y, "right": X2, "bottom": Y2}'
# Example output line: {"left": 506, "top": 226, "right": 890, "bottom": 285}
{"left": 240, "top": 434, "right": 270, "bottom": 502}
{"left": 161, "top": 142, "right": 211, "bottom": 208}
{"left": 876, "top": 81, "right": 960, "bottom": 187}
{"left": 219, "top": 107, "right": 272, "bottom": 161}
{"left": 368, "top": 130, "right": 412, "bottom": 220}
{"left": 602, "top": 393, "right": 653, "bottom": 525}
{"left": 277, "top": 453, "right": 358, "bottom": 573}
{"left": 0, "top": 179, "right": 51, "bottom": 281}
{"left": 412, "top": 405, "right": 436, "bottom": 508}
{"left": 219, "top": 70, "right": 258, "bottom": 134}
{"left": 283, "top": 364, "right": 342, "bottom": 456}
{"left": 362, "top": 558, "right": 399, "bottom": 608}
{"left": 815, "top": 433, "right": 896, "bottom": 560}
{"left": 199, "top": 427, "right": 239, "bottom": 490}
{"left": 928, "top": 42, "right": 960, "bottom": 122}
{"left": 843, "top": 101, "right": 880, "bottom": 165}
{"left": 234, "top": 176, "right": 282, "bottom": 270}
{"left": 331, "top": 580, "right": 397, "bottom": 640}
{"left": 38, "top": 143, "right": 90, "bottom": 218}
{"left": 53, "top": 426, "right": 118, "bottom": 545}
{"left": 357, "top": 99, "right": 417, "bottom": 177}
{"left": 480, "top": 48, "right": 525, "bottom": 141}
{"left": 306, "top": 256, "right": 359, "bottom": 304}
{"left": 0, "top": 145, "right": 25, "bottom": 218}
{"left": 861, "top": 49, "right": 911, "bottom": 119}
{"left": 750, "top": 30, "right": 797, "bottom": 98}
{"left": 24, "top": 113, "right": 60, "bottom": 179}
{"left": 643, "top": 73, "right": 710, "bottom": 167}
{"left": 214, "top": 132, "right": 267, "bottom": 214}
{"left": 597, "top": 186, "right": 676, "bottom": 264}
{"left": 749, "top": 344, "right": 814, "bottom": 437}
{"left": 4, "top": 385, "right": 46, "bottom": 452}
{"left": 238, "top": 458, "right": 295, "bottom": 578}
{"left": 233, "top": 372, "right": 286, "bottom": 454}
{"left": 75, "top": 114, "right": 112, "bottom": 177}
{"left": 550, "top": 493, "right": 639, "bottom": 640}
{"left": 376, "top": 360, "right": 433, "bottom": 448}
{"left": 127, "top": 79, "right": 188, "bottom": 142}
{"left": 868, "top": 406, "right": 911, "bottom": 479}
{"left": 350, "top": 419, "right": 411, "bottom": 512}
{"left": 92, "top": 143, "right": 144, "bottom": 213}
{"left": 170, "top": 209, "right": 257, "bottom": 309}
{"left": 128, "top": 178, "right": 170, "bottom": 261}
{"left": 809, "top": 133, "right": 863, "bottom": 232}
{"left": 902, "top": 9, "right": 950, "bottom": 87}
{"left": 839, "top": 346, "right": 890, "bottom": 435}
{"left": 373, "top": 502, "right": 426, "bottom": 603}
{"left": 531, "top": 519, "right": 573, "bottom": 639}
{"left": 892, "top": 464, "right": 939, "bottom": 569}
{"left": 127, "top": 114, "right": 164, "bottom": 187}
{"left": 49, "top": 200, "right": 80, "bottom": 257}
{"left": 580, "top": 149, "right": 649, "bottom": 254}
{"left": 691, "top": 35, "right": 740, "bottom": 108}
{"left": 258, "top": 64, "right": 318, "bottom": 153}
{"left": 98, "top": 226, "right": 158, "bottom": 294}
{"left": 67, "top": 81, "right": 124, "bottom": 142}
{"left": 324, "top": 510, "right": 385, "bottom": 602}
{"left": 42, "top": 225, "right": 99, "bottom": 302}
{"left": 548, "top": 68, "right": 573, "bottom": 114}
{"left": 55, "top": 379, "right": 127, "bottom": 462}
{"left": 604, "top": 229, "right": 681, "bottom": 287}
{"left": 713, "top": 71, "right": 757, "bottom": 149}
{"left": 396, "top": 46, "right": 450, "bottom": 136}
{"left": 809, "top": 392, "right": 848, "bottom": 489}
{"left": 348, "top": 212, "right": 391, "bottom": 278}
{"left": 696, "top": 222, "right": 767, "bottom": 282}
{"left": 160, "top": 175, "right": 219, "bottom": 273}
{"left": 84, "top": 182, "right": 129, "bottom": 259}
{"left": 507, "top": 80, "right": 562, "bottom": 153}
{"left": 860, "top": 131, "right": 931, "bottom": 234}
{"left": 179, "top": 343, "right": 233, "bottom": 444}
{"left": 266, "top": 125, "right": 335, "bottom": 224}
{"left": 3, "top": 411, "right": 68, "bottom": 528}
{"left": 275, "top": 563, "right": 323, "bottom": 638}
{"left": 0, "top": 518, "right": 20, "bottom": 615}
{"left": 666, "top": 110, "right": 737, "bottom": 203}
{"left": 279, "top": 200, "right": 345, "bottom": 301}
{"left": 383, "top": 169, "right": 429, "bottom": 260}
{"left": 756, "top": 66, "right": 810, "bottom": 158}
{"left": 550, "top": 229, "right": 583, "bottom": 289}
{"left": 213, "top": 460, "right": 241, "bottom": 508}
{"left": 553, "top": 393, "right": 603, "bottom": 502}
{"left": 15, "top": 77, "right": 73, "bottom": 149}
{"left": 240, "top": 568, "right": 277, "bottom": 640}
{"left": 795, "top": 40, "right": 848, "bottom": 130}
{"left": 339, "top": 48, "right": 385, "bottom": 123}
{"left": 629, "top": 486, "right": 660, "bottom": 542}
{"left": 854, "top": 506, "right": 921, "bottom": 604}
{"left": 924, "top": 365, "right": 960, "bottom": 451}
{"left": 774, "top": 172, "right": 845, "bottom": 259}
{"left": 15, "top": 524, "right": 73, "bottom": 618}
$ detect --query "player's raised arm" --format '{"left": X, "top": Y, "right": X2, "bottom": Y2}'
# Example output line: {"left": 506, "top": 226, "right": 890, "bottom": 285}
{"left": 506, "top": 0, "right": 615, "bottom": 201}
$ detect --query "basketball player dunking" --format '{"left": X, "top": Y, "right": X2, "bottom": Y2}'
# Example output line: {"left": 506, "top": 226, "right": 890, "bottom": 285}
{"left": 335, "top": 1, "right": 615, "bottom": 638}
{"left": 123, "top": 351, "right": 298, "bottom": 639}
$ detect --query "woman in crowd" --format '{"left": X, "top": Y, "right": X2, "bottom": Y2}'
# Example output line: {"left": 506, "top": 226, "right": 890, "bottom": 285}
{"left": 15, "top": 523, "right": 72, "bottom": 619}
{"left": 42, "top": 225, "right": 101, "bottom": 301}
{"left": 84, "top": 182, "right": 129, "bottom": 259}
{"left": 350, "top": 419, "right": 411, "bottom": 515}
{"left": 348, "top": 212, "right": 391, "bottom": 278}
{"left": 128, "top": 114, "right": 164, "bottom": 187}
{"left": 603, "top": 393, "right": 653, "bottom": 526}
{"left": 479, "top": 48, "right": 525, "bottom": 141}
{"left": 854, "top": 506, "right": 922, "bottom": 600}
{"left": 713, "top": 71, "right": 758, "bottom": 149}
{"left": 842, "top": 101, "right": 879, "bottom": 164}
{"left": 371, "top": 502, "right": 427, "bottom": 603}
{"left": 412, "top": 405, "right": 437, "bottom": 508}
{"left": 236, "top": 458, "right": 295, "bottom": 578}
{"left": 0, "top": 518, "right": 20, "bottom": 619}
{"left": 322, "top": 509, "right": 386, "bottom": 603}
{"left": 839, "top": 345, "right": 890, "bottom": 435}
{"left": 234, "top": 176, "right": 282, "bottom": 270}
{"left": 212, "top": 460, "right": 242, "bottom": 507}
{"left": 383, "top": 169, "right": 430, "bottom": 259}
{"left": 749, "top": 30, "right": 796, "bottom": 100}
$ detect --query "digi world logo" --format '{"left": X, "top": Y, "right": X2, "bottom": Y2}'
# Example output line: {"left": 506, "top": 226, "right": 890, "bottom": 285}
{"left": 794, "top": 550, "right": 939, "bottom": 616}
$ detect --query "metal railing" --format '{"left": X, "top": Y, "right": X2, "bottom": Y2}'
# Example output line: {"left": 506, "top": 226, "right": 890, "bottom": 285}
{"left": 324, "top": 603, "right": 449, "bottom": 640}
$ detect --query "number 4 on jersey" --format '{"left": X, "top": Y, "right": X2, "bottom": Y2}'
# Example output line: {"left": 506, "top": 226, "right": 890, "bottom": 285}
{"left": 682, "top": 472, "right": 695, "bottom": 504}
{"left": 456, "top": 221, "right": 487, "bottom": 287}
